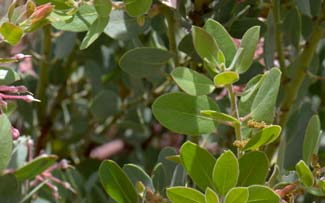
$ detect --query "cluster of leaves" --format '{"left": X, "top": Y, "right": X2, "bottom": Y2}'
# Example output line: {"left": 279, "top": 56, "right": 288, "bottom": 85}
{"left": 98, "top": 17, "right": 324, "bottom": 203}
{"left": 0, "top": 0, "right": 324, "bottom": 202}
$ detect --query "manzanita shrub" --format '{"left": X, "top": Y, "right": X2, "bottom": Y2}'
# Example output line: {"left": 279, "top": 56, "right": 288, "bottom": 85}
{"left": 0, "top": 0, "right": 324, "bottom": 202}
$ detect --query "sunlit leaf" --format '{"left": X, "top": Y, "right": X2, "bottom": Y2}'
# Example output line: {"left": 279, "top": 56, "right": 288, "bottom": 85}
{"left": 171, "top": 67, "right": 215, "bottom": 96}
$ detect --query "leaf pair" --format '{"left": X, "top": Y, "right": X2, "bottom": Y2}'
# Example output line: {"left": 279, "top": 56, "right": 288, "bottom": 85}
{"left": 170, "top": 67, "right": 239, "bottom": 96}
{"left": 80, "top": 0, "right": 112, "bottom": 49}
{"left": 240, "top": 68, "right": 281, "bottom": 124}
{"left": 168, "top": 142, "right": 279, "bottom": 203}
{"left": 192, "top": 19, "right": 260, "bottom": 73}
{"left": 167, "top": 185, "right": 280, "bottom": 203}
{"left": 179, "top": 142, "right": 270, "bottom": 189}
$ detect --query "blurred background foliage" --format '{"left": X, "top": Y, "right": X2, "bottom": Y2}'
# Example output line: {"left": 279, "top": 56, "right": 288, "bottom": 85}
{"left": 0, "top": 0, "right": 325, "bottom": 202}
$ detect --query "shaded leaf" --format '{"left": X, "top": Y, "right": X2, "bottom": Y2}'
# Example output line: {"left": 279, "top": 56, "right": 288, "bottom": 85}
{"left": 238, "top": 151, "right": 269, "bottom": 186}
{"left": 240, "top": 74, "right": 263, "bottom": 102}
{"left": 51, "top": 5, "right": 97, "bottom": 32}
{"left": 14, "top": 155, "right": 57, "bottom": 181}
{"left": 204, "top": 19, "right": 236, "bottom": 67}
{"left": 235, "top": 26, "right": 260, "bottom": 73}
{"left": 119, "top": 47, "right": 173, "bottom": 78}
{"left": 157, "top": 147, "right": 178, "bottom": 186}
{"left": 0, "top": 114, "right": 13, "bottom": 171}
{"left": 251, "top": 68, "right": 281, "bottom": 123}
{"left": 124, "top": 0, "right": 152, "bottom": 17}
{"left": 80, "top": 0, "right": 112, "bottom": 49}
{"left": 152, "top": 92, "right": 219, "bottom": 135}
{"left": 192, "top": 26, "right": 219, "bottom": 65}
{"left": 99, "top": 160, "right": 138, "bottom": 203}
{"left": 152, "top": 163, "right": 166, "bottom": 194}
{"left": 123, "top": 164, "right": 154, "bottom": 191}
{"left": 243, "top": 125, "right": 281, "bottom": 150}
{"left": 104, "top": 10, "right": 149, "bottom": 40}
{"left": 283, "top": 7, "right": 301, "bottom": 49}
{"left": 34, "top": 0, "right": 73, "bottom": 10}
{"left": 303, "top": 115, "right": 321, "bottom": 165}
{"left": 0, "top": 175, "right": 21, "bottom": 203}
{"left": 0, "top": 67, "right": 20, "bottom": 85}
{"left": 90, "top": 90, "right": 120, "bottom": 122}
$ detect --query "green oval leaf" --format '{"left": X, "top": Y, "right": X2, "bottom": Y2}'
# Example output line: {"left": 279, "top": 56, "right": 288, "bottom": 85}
{"left": 204, "top": 19, "right": 236, "bottom": 67}
{"left": 119, "top": 47, "right": 173, "bottom": 78}
{"left": 99, "top": 160, "right": 138, "bottom": 203}
{"left": 0, "top": 22, "right": 24, "bottom": 45}
{"left": 104, "top": 10, "right": 149, "bottom": 40}
{"left": 0, "top": 114, "right": 13, "bottom": 171}
{"left": 192, "top": 26, "right": 219, "bottom": 65}
{"left": 80, "top": 0, "right": 112, "bottom": 49}
{"left": 123, "top": 164, "right": 154, "bottom": 191}
{"left": 238, "top": 151, "right": 269, "bottom": 186}
{"left": 14, "top": 155, "right": 57, "bottom": 181}
{"left": 171, "top": 67, "right": 215, "bottom": 96}
{"left": 152, "top": 92, "right": 219, "bottom": 135}
{"left": 243, "top": 125, "right": 282, "bottom": 150}
{"left": 124, "top": 0, "right": 152, "bottom": 17}
{"left": 247, "top": 185, "right": 280, "bottom": 203}
{"left": 152, "top": 163, "right": 166, "bottom": 194}
{"left": 200, "top": 110, "right": 239, "bottom": 125}
{"left": 213, "top": 150, "right": 239, "bottom": 196}
{"left": 0, "top": 175, "right": 21, "bottom": 202}
{"left": 251, "top": 68, "right": 281, "bottom": 123}
{"left": 167, "top": 187, "right": 205, "bottom": 203}
{"left": 239, "top": 74, "right": 264, "bottom": 116}
{"left": 34, "top": 0, "right": 73, "bottom": 10}
{"left": 180, "top": 141, "right": 216, "bottom": 190}
{"left": 0, "top": 67, "right": 20, "bottom": 85}
{"left": 303, "top": 115, "right": 321, "bottom": 165}
{"left": 51, "top": 5, "right": 97, "bottom": 32}
{"left": 157, "top": 147, "right": 178, "bottom": 186}
{"left": 319, "top": 179, "right": 325, "bottom": 193}
{"left": 90, "top": 90, "right": 120, "bottom": 122}
{"left": 224, "top": 187, "right": 249, "bottom": 203}
{"left": 283, "top": 7, "right": 301, "bottom": 49}
{"left": 235, "top": 26, "right": 260, "bottom": 73}
{"left": 205, "top": 187, "right": 219, "bottom": 203}
{"left": 296, "top": 160, "right": 314, "bottom": 187}
{"left": 213, "top": 71, "right": 239, "bottom": 87}
{"left": 240, "top": 74, "right": 263, "bottom": 102}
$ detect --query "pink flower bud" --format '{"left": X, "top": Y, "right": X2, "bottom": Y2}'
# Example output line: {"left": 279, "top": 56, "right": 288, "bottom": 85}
{"left": 24, "top": 95, "right": 41, "bottom": 102}
{"left": 11, "top": 127, "right": 20, "bottom": 140}
{"left": 30, "top": 3, "right": 54, "bottom": 24}
{"left": 14, "top": 53, "right": 32, "bottom": 60}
